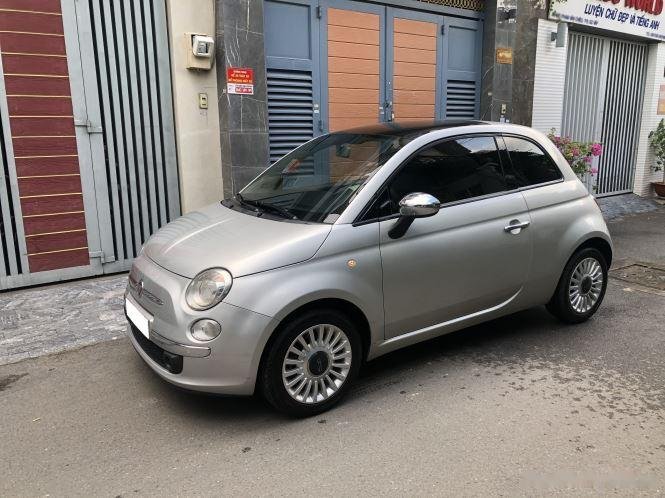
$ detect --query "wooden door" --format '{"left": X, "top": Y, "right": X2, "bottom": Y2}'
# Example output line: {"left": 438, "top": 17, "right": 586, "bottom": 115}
{"left": 390, "top": 14, "right": 439, "bottom": 122}
{"left": 324, "top": 3, "right": 385, "bottom": 131}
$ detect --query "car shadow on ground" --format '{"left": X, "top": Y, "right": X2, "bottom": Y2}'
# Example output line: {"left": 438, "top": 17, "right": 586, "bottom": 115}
{"left": 150, "top": 305, "right": 566, "bottom": 421}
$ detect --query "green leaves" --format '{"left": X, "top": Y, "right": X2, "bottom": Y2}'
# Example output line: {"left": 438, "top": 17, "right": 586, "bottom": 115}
{"left": 648, "top": 119, "right": 665, "bottom": 173}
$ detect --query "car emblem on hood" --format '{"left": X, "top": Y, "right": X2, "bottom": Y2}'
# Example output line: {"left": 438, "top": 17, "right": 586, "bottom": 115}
{"left": 129, "top": 273, "right": 163, "bottom": 306}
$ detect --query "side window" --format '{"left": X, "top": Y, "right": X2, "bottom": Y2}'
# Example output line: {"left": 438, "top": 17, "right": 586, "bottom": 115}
{"left": 362, "top": 188, "right": 393, "bottom": 221}
{"left": 386, "top": 136, "right": 507, "bottom": 211}
{"left": 502, "top": 136, "right": 563, "bottom": 188}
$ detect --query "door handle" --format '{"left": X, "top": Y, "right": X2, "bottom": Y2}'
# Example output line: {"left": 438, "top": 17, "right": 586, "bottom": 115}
{"left": 504, "top": 220, "right": 530, "bottom": 233}
{"left": 384, "top": 101, "right": 393, "bottom": 122}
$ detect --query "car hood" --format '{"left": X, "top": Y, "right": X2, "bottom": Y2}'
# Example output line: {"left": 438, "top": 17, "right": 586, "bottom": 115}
{"left": 144, "top": 203, "right": 332, "bottom": 278}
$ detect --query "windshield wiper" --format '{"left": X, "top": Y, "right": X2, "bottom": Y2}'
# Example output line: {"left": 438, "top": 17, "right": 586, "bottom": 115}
{"left": 253, "top": 200, "right": 299, "bottom": 220}
{"left": 236, "top": 193, "right": 298, "bottom": 220}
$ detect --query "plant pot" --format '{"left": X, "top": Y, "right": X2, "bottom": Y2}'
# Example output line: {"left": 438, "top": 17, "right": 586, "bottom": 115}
{"left": 653, "top": 181, "right": 665, "bottom": 198}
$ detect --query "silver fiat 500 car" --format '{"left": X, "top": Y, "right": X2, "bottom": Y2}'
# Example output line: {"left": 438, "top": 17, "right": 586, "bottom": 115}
{"left": 125, "top": 121, "right": 612, "bottom": 416}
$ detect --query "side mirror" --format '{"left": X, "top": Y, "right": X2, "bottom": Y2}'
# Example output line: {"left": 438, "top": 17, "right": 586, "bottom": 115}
{"left": 389, "top": 192, "right": 440, "bottom": 239}
{"left": 398, "top": 192, "right": 440, "bottom": 218}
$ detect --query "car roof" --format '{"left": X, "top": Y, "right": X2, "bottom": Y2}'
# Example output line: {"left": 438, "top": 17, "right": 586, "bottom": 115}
{"left": 331, "top": 120, "right": 491, "bottom": 138}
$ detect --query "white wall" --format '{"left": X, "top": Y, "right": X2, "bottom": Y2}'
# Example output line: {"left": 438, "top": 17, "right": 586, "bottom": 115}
{"left": 532, "top": 19, "right": 665, "bottom": 196}
{"left": 166, "top": 0, "right": 224, "bottom": 213}
{"left": 531, "top": 19, "right": 568, "bottom": 134}
{"left": 633, "top": 43, "right": 665, "bottom": 196}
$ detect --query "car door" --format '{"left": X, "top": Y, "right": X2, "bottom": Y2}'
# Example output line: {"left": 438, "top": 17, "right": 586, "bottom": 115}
{"left": 376, "top": 135, "right": 533, "bottom": 339}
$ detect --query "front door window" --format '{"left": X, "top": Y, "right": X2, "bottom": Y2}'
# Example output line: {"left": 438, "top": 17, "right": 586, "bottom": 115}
{"left": 388, "top": 136, "right": 506, "bottom": 207}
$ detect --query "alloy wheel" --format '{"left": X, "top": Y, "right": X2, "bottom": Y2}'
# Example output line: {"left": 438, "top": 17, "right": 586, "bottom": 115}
{"left": 281, "top": 324, "right": 352, "bottom": 404}
{"left": 569, "top": 257, "right": 604, "bottom": 313}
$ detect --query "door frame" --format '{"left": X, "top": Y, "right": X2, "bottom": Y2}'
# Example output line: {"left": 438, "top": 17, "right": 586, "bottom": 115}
{"left": 61, "top": 0, "right": 112, "bottom": 271}
{"left": 0, "top": 52, "right": 28, "bottom": 280}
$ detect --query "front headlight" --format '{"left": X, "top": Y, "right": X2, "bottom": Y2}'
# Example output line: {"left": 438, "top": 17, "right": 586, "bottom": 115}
{"left": 185, "top": 268, "right": 233, "bottom": 310}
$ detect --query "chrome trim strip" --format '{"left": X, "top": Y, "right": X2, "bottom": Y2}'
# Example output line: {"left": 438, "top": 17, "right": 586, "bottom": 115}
{"left": 381, "top": 290, "right": 521, "bottom": 347}
{"left": 149, "top": 329, "right": 211, "bottom": 358}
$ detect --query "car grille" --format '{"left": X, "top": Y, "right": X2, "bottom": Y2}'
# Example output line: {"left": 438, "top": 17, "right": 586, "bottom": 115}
{"left": 130, "top": 323, "right": 183, "bottom": 374}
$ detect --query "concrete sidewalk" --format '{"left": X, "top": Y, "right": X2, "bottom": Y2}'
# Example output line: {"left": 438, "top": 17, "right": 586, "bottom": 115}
{"left": 0, "top": 275, "right": 127, "bottom": 366}
{"left": 0, "top": 193, "right": 663, "bottom": 367}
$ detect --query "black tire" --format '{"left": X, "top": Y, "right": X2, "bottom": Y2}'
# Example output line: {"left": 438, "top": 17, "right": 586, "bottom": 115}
{"left": 546, "top": 247, "right": 608, "bottom": 324}
{"left": 260, "top": 309, "right": 362, "bottom": 417}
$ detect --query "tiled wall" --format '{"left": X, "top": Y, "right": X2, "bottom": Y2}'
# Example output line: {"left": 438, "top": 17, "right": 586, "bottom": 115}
{"left": 633, "top": 43, "right": 665, "bottom": 196}
{"left": 531, "top": 19, "right": 567, "bottom": 134}
{"left": 0, "top": 0, "right": 89, "bottom": 272}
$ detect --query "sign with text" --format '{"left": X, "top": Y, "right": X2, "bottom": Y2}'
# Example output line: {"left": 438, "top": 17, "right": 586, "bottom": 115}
{"left": 496, "top": 47, "right": 513, "bottom": 64}
{"left": 226, "top": 67, "right": 254, "bottom": 95}
{"left": 550, "top": 0, "right": 665, "bottom": 40}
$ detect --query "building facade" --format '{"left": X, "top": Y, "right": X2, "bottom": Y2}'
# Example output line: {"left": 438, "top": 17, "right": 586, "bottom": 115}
{"left": 215, "top": 0, "right": 665, "bottom": 199}
{"left": 531, "top": 0, "right": 665, "bottom": 197}
{"left": 215, "top": 0, "right": 487, "bottom": 197}
{"left": 0, "top": 0, "right": 219, "bottom": 289}
{"left": 0, "top": 0, "right": 663, "bottom": 289}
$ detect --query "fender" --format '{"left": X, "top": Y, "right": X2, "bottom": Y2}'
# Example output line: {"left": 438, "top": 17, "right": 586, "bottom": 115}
{"left": 520, "top": 191, "right": 612, "bottom": 306}
{"left": 224, "top": 232, "right": 384, "bottom": 346}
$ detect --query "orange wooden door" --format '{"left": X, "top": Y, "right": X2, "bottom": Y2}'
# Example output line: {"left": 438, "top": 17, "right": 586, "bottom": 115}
{"left": 326, "top": 6, "right": 383, "bottom": 131}
{"left": 391, "top": 16, "right": 439, "bottom": 123}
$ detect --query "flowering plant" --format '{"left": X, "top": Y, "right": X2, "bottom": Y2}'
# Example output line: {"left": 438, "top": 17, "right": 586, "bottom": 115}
{"left": 648, "top": 119, "right": 665, "bottom": 173}
{"left": 547, "top": 130, "right": 603, "bottom": 177}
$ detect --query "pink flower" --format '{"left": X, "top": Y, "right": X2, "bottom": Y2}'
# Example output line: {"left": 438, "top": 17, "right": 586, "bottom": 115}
{"left": 590, "top": 167, "right": 598, "bottom": 175}
{"left": 591, "top": 143, "right": 603, "bottom": 156}
{"left": 572, "top": 147, "right": 581, "bottom": 156}
{"left": 584, "top": 155, "right": 592, "bottom": 164}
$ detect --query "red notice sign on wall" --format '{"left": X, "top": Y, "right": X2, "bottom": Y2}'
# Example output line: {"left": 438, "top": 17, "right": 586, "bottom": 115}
{"left": 227, "top": 67, "right": 254, "bottom": 95}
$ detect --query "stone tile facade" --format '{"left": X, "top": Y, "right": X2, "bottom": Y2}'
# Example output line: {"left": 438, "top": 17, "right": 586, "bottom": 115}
{"left": 633, "top": 43, "right": 665, "bottom": 197}
{"left": 0, "top": 274, "right": 127, "bottom": 366}
{"left": 215, "top": 0, "right": 270, "bottom": 197}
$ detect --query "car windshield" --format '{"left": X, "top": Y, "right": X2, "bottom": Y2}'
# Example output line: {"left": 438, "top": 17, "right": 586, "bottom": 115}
{"left": 238, "top": 132, "right": 414, "bottom": 223}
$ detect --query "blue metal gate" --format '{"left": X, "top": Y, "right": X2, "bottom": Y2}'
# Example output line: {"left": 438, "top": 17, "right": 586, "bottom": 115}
{"left": 264, "top": 0, "right": 483, "bottom": 163}
{"left": 264, "top": 0, "right": 322, "bottom": 164}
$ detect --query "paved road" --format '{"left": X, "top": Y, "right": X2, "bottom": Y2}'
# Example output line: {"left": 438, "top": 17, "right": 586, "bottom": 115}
{"left": 1, "top": 209, "right": 664, "bottom": 496}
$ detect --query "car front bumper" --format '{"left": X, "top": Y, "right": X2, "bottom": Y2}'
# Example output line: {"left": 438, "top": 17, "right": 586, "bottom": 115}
{"left": 126, "top": 254, "right": 277, "bottom": 395}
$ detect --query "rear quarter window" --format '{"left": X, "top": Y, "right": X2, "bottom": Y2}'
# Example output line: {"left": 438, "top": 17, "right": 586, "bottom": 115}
{"left": 501, "top": 136, "right": 563, "bottom": 188}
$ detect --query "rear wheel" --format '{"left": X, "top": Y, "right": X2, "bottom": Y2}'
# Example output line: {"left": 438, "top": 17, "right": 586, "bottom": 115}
{"left": 547, "top": 247, "right": 608, "bottom": 324}
{"left": 260, "top": 309, "right": 361, "bottom": 417}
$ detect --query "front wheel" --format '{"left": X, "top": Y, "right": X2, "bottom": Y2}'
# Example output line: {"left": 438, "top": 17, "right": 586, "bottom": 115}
{"left": 260, "top": 309, "right": 362, "bottom": 417}
{"left": 547, "top": 247, "right": 608, "bottom": 324}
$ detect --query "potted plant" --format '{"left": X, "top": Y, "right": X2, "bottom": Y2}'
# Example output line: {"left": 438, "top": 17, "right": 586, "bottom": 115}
{"left": 648, "top": 119, "right": 665, "bottom": 197}
{"left": 547, "top": 130, "right": 602, "bottom": 182}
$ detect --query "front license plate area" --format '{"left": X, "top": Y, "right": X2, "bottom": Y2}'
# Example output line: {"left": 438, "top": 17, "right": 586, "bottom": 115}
{"left": 126, "top": 297, "right": 151, "bottom": 339}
